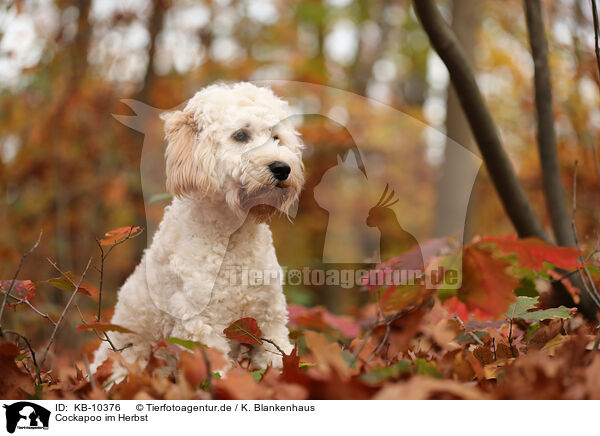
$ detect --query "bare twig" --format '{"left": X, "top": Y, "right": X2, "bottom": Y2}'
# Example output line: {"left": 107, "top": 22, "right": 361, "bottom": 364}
{"left": 352, "top": 306, "right": 422, "bottom": 365}
{"left": 3, "top": 329, "right": 41, "bottom": 384}
{"left": 507, "top": 304, "right": 517, "bottom": 358}
{"left": 0, "top": 231, "right": 43, "bottom": 335}
{"left": 373, "top": 323, "right": 392, "bottom": 357}
{"left": 90, "top": 226, "right": 141, "bottom": 353}
{"left": 199, "top": 346, "right": 214, "bottom": 399}
{"left": 591, "top": 0, "right": 600, "bottom": 85}
{"left": 1, "top": 291, "right": 57, "bottom": 326}
{"left": 350, "top": 313, "right": 381, "bottom": 366}
{"left": 453, "top": 314, "right": 484, "bottom": 345}
{"left": 262, "top": 338, "right": 285, "bottom": 356}
{"left": 96, "top": 226, "right": 139, "bottom": 322}
{"left": 36, "top": 258, "right": 92, "bottom": 382}
{"left": 82, "top": 354, "right": 95, "bottom": 389}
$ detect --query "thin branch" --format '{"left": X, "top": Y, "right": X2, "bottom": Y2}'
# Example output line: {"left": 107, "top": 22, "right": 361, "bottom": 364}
{"left": 262, "top": 338, "right": 285, "bottom": 356}
{"left": 37, "top": 258, "right": 93, "bottom": 382}
{"left": 199, "top": 346, "right": 214, "bottom": 399}
{"left": 0, "top": 231, "right": 42, "bottom": 335}
{"left": 507, "top": 304, "right": 518, "bottom": 358}
{"left": 96, "top": 226, "right": 141, "bottom": 322}
{"left": 412, "top": 0, "right": 548, "bottom": 241}
{"left": 352, "top": 306, "right": 421, "bottom": 365}
{"left": 372, "top": 323, "right": 392, "bottom": 358}
{"left": 350, "top": 313, "right": 381, "bottom": 366}
{"left": 453, "top": 314, "right": 484, "bottom": 345}
{"left": 82, "top": 354, "right": 95, "bottom": 389}
{"left": 92, "top": 226, "right": 141, "bottom": 352}
{"left": 3, "top": 329, "right": 41, "bottom": 384}
{"left": 591, "top": 0, "right": 600, "bottom": 85}
{"left": 1, "top": 292, "right": 57, "bottom": 326}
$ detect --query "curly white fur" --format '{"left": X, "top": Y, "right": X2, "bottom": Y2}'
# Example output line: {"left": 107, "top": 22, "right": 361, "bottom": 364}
{"left": 92, "top": 83, "right": 304, "bottom": 380}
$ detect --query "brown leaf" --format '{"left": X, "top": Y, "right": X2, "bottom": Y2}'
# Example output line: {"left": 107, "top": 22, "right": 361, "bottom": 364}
{"left": 77, "top": 322, "right": 135, "bottom": 334}
{"left": 527, "top": 319, "right": 563, "bottom": 350}
{"left": 43, "top": 273, "right": 99, "bottom": 298}
{"left": 496, "top": 342, "right": 517, "bottom": 359}
{"left": 214, "top": 368, "right": 272, "bottom": 400}
{"left": 373, "top": 376, "right": 487, "bottom": 399}
{"left": 0, "top": 341, "right": 34, "bottom": 399}
{"left": 304, "top": 331, "right": 350, "bottom": 379}
{"left": 473, "top": 345, "right": 494, "bottom": 366}
{"left": 99, "top": 226, "right": 143, "bottom": 246}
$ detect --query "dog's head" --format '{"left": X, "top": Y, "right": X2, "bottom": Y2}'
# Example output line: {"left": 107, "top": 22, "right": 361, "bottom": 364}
{"left": 161, "top": 82, "right": 304, "bottom": 221}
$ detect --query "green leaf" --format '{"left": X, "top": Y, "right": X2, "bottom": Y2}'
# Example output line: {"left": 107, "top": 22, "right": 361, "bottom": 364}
{"left": 41, "top": 273, "right": 98, "bottom": 297}
{"left": 250, "top": 369, "right": 266, "bottom": 383}
{"left": 515, "top": 277, "right": 538, "bottom": 297}
{"left": 507, "top": 296, "right": 538, "bottom": 317}
{"left": 361, "top": 360, "right": 413, "bottom": 384}
{"left": 518, "top": 307, "right": 572, "bottom": 321}
{"left": 506, "top": 296, "right": 573, "bottom": 321}
{"left": 415, "top": 358, "right": 442, "bottom": 379}
{"left": 14, "top": 353, "right": 28, "bottom": 362}
{"left": 165, "top": 337, "right": 200, "bottom": 351}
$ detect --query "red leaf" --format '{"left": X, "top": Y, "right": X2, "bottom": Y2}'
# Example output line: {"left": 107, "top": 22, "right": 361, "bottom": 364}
{"left": 281, "top": 345, "right": 309, "bottom": 385}
{"left": 99, "top": 226, "right": 143, "bottom": 246}
{"left": 481, "top": 235, "right": 581, "bottom": 271}
{"left": 0, "top": 280, "right": 35, "bottom": 305}
{"left": 223, "top": 317, "right": 263, "bottom": 345}
{"left": 77, "top": 322, "right": 135, "bottom": 334}
{"left": 446, "top": 245, "right": 518, "bottom": 320}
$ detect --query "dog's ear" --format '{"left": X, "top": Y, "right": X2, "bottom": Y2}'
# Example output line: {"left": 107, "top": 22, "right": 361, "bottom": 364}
{"left": 161, "top": 110, "right": 214, "bottom": 198}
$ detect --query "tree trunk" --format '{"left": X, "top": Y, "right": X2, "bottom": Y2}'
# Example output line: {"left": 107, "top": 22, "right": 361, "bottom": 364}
{"left": 434, "top": 0, "right": 480, "bottom": 239}
{"left": 413, "top": 0, "right": 548, "bottom": 241}
{"left": 523, "top": 0, "right": 574, "bottom": 247}
{"left": 137, "top": 0, "right": 168, "bottom": 103}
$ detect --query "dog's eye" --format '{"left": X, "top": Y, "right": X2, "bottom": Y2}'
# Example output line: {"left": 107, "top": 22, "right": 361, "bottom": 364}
{"left": 273, "top": 135, "right": 279, "bottom": 141}
{"left": 232, "top": 130, "right": 250, "bottom": 143}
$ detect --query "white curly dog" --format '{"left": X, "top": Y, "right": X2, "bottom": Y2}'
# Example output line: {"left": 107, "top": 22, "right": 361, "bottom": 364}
{"left": 92, "top": 82, "right": 304, "bottom": 379}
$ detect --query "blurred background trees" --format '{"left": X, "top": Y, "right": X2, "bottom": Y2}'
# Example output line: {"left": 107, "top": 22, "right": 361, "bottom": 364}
{"left": 1, "top": 0, "right": 599, "bottom": 341}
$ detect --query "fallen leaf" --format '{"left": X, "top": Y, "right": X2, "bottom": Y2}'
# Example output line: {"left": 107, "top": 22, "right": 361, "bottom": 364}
{"left": 447, "top": 245, "right": 518, "bottom": 320}
{"left": 223, "top": 317, "right": 263, "bottom": 345}
{"left": 481, "top": 235, "right": 581, "bottom": 271}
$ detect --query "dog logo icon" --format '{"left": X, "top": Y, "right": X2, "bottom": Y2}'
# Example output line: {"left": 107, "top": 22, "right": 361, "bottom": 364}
{"left": 3, "top": 402, "right": 50, "bottom": 433}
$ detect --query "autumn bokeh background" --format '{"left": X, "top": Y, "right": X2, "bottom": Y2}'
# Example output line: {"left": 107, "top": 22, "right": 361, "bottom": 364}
{"left": 1, "top": 0, "right": 600, "bottom": 354}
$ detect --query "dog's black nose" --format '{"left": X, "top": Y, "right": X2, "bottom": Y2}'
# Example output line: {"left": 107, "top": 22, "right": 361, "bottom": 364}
{"left": 268, "top": 161, "right": 291, "bottom": 181}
